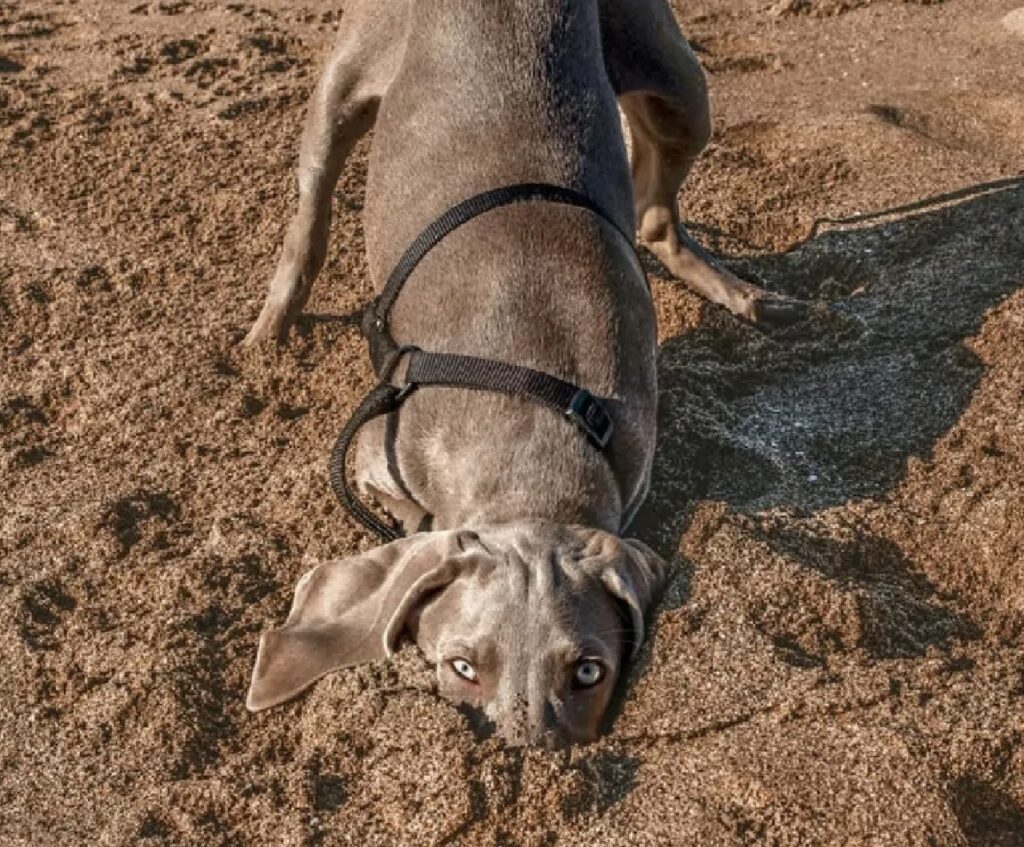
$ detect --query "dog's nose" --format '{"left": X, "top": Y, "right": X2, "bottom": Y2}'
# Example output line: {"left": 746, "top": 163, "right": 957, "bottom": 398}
{"left": 492, "top": 695, "right": 530, "bottom": 747}
{"left": 536, "top": 728, "right": 563, "bottom": 751}
{"left": 499, "top": 722, "right": 562, "bottom": 749}
{"left": 525, "top": 699, "right": 566, "bottom": 749}
{"left": 498, "top": 722, "right": 530, "bottom": 747}
{"left": 493, "top": 698, "right": 559, "bottom": 747}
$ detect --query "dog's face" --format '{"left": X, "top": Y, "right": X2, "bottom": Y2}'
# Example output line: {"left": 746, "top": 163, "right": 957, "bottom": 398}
{"left": 246, "top": 523, "right": 666, "bottom": 746}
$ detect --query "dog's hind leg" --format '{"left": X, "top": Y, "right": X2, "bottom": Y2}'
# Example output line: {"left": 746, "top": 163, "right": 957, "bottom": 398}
{"left": 244, "top": 3, "right": 406, "bottom": 345}
{"left": 600, "top": 0, "right": 806, "bottom": 326}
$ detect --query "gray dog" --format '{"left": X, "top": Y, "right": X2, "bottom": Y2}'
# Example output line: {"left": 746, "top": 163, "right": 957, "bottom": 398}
{"left": 244, "top": 0, "right": 802, "bottom": 746}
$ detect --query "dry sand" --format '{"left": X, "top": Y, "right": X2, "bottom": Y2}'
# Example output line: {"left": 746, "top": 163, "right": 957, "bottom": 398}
{"left": 2, "top": 0, "right": 1024, "bottom": 844}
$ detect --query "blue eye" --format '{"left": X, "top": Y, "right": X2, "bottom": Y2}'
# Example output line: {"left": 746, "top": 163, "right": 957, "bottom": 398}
{"left": 573, "top": 659, "right": 605, "bottom": 688}
{"left": 451, "top": 658, "right": 478, "bottom": 682}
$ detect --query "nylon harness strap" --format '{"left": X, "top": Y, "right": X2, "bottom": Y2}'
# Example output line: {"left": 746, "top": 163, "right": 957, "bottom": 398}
{"left": 405, "top": 351, "right": 615, "bottom": 450}
{"left": 330, "top": 182, "right": 642, "bottom": 542}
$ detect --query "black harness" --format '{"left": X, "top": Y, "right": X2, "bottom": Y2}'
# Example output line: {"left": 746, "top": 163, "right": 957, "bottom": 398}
{"left": 329, "top": 182, "right": 644, "bottom": 542}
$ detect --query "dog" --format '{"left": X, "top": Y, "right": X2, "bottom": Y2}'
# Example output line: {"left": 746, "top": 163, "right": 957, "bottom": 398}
{"left": 243, "top": 0, "right": 803, "bottom": 746}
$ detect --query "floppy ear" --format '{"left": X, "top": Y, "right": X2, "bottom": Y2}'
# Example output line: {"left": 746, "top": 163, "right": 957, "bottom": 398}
{"left": 246, "top": 530, "right": 473, "bottom": 711}
{"left": 576, "top": 529, "right": 668, "bottom": 658}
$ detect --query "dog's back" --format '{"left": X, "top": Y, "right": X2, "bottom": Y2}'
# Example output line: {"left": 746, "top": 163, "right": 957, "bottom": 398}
{"left": 359, "top": 0, "right": 656, "bottom": 530}
{"left": 363, "top": 0, "right": 635, "bottom": 277}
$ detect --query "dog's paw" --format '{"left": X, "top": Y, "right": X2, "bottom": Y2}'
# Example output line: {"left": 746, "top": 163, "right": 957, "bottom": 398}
{"left": 747, "top": 294, "right": 809, "bottom": 328}
{"left": 242, "top": 304, "right": 291, "bottom": 347}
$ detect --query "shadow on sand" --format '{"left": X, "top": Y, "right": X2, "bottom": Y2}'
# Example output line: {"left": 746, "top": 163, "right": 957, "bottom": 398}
{"left": 617, "top": 177, "right": 1023, "bottom": 710}
{"left": 634, "top": 176, "right": 1023, "bottom": 553}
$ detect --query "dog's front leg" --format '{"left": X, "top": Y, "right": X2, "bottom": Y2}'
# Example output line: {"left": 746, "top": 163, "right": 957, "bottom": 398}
{"left": 245, "top": 5, "right": 404, "bottom": 345}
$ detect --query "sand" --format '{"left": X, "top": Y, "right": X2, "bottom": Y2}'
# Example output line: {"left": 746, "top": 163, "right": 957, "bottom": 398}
{"left": 2, "top": 0, "right": 1023, "bottom": 844}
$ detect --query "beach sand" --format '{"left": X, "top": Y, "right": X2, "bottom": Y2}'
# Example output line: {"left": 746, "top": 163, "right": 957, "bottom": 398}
{"left": 2, "top": 0, "right": 1023, "bottom": 843}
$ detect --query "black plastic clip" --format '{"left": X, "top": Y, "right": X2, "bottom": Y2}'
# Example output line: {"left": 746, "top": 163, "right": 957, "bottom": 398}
{"left": 566, "top": 389, "right": 614, "bottom": 449}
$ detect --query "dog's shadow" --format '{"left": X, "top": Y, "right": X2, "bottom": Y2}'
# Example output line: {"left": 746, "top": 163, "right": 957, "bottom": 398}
{"left": 636, "top": 177, "right": 1022, "bottom": 566}
{"left": 611, "top": 177, "right": 1024, "bottom": 723}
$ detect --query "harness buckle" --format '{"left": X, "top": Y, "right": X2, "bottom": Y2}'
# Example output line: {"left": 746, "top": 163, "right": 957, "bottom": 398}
{"left": 566, "top": 389, "right": 614, "bottom": 450}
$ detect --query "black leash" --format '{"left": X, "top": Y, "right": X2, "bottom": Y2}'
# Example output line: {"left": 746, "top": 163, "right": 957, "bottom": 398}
{"left": 330, "top": 182, "right": 642, "bottom": 542}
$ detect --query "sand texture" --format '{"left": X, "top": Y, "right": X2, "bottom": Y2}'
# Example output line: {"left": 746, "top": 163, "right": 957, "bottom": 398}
{"left": 2, "top": 0, "right": 1024, "bottom": 844}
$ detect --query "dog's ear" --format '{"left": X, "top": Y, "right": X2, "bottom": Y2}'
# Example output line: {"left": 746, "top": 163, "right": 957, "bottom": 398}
{"left": 572, "top": 528, "right": 668, "bottom": 658}
{"left": 246, "top": 530, "right": 475, "bottom": 711}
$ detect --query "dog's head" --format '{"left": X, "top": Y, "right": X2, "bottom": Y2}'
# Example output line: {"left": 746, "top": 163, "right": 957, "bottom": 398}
{"left": 246, "top": 522, "right": 667, "bottom": 745}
